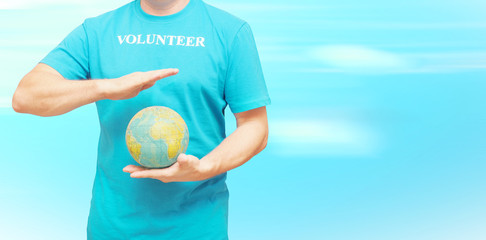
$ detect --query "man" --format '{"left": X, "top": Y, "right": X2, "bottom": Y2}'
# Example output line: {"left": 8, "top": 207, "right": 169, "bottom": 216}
{"left": 12, "top": 0, "right": 270, "bottom": 239}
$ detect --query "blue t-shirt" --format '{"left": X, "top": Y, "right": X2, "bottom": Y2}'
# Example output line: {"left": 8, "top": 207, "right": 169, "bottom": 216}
{"left": 40, "top": 0, "right": 270, "bottom": 239}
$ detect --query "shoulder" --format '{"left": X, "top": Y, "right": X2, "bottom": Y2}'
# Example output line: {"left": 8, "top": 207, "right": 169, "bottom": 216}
{"left": 202, "top": 2, "right": 246, "bottom": 26}
{"left": 200, "top": 2, "right": 249, "bottom": 41}
{"left": 82, "top": 1, "right": 133, "bottom": 29}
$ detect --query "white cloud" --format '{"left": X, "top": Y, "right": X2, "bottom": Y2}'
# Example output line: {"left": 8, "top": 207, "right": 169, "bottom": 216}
{"left": 0, "top": 0, "right": 128, "bottom": 9}
{"left": 0, "top": 96, "right": 12, "bottom": 108}
{"left": 309, "top": 45, "right": 412, "bottom": 73}
{"left": 268, "top": 20, "right": 486, "bottom": 30}
{"left": 307, "top": 45, "right": 486, "bottom": 74}
{"left": 0, "top": 0, "right": 80, "bottom": 9}
{"left": 392, "top": 51, "right": 486, "bottom": 73}
{"left": 270, "top": 119, "right": 381, "bottom": 156}
{"left": 203, "top": 1, "right": 325, "bottom": 11}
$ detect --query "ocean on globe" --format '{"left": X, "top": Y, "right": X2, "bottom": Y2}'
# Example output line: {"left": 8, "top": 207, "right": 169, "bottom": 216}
{"left": 125, "top": 106, "right": 189, "bottom": 168}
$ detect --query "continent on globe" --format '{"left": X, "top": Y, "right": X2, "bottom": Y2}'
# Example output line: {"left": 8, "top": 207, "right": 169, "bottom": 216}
{"left": 126, "top": 106, "right": 189, "bottom": 168}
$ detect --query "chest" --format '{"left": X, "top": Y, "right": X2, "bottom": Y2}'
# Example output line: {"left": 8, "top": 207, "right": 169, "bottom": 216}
{"left": 88, "top": 27, "right": 227, "bottom": 90}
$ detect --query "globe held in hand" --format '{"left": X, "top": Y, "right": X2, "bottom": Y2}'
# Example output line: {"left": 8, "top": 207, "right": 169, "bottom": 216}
{"left": 126, "top": 106, "right": 189, "bottom": 168}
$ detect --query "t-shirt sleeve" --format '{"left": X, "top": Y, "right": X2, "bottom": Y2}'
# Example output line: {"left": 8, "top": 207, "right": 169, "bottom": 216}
{"left": 224, "top": 22, "right": 271, "bottom": 114}
{"left": 40, "top": 23, "right": 89, "bottom": 80}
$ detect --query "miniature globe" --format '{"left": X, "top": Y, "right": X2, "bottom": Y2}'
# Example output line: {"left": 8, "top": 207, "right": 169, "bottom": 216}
{"left": 126, "top": 106, "right": 189, "bottom": 168}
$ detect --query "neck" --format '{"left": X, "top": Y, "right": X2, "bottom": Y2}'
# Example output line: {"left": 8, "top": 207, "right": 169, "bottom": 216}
{"left": 140, "top": 0, "right": 190, "bottom": 16}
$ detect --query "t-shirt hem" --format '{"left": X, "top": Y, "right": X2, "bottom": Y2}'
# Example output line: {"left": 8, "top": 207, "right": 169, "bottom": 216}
{"left": 229, "top": 97, "right": 271, "bottom": 113}
{"left": 39, "top": 59, "right": 72, "bottom": 80}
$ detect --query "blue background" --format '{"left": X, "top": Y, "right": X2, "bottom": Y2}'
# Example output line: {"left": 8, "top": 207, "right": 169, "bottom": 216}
{"left": 1, "top": 0, "right": 485, "bottom": 239}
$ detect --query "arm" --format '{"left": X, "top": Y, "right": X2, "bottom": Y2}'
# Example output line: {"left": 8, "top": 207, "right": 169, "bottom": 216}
{"left": 201, "top": 106, "right": 269, "bottom": 177}
{"left": 124, "top": 106, "right": 269, "bottom": 182}
{"left": 12, "top": 63, "right": 178, "bottom": 117}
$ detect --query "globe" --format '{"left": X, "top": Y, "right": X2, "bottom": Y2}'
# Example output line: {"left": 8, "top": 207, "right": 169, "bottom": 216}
{"left": 125, "top": 106, "right": 189, "bottom": 168}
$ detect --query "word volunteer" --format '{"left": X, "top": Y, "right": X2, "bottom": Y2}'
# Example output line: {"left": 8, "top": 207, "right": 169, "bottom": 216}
{"left": 117, "top": 34, "right": 206, "bottom": 47}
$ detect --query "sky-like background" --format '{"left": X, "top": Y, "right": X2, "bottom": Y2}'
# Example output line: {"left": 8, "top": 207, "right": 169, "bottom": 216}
{"left": 1, "top": 0, "right": 485, "bottom": 239}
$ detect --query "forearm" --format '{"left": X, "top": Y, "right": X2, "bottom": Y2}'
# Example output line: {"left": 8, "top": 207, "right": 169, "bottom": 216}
{"left": 13, "top": 64, "right": 178, "bottom": 117}
{"left": 201, "top": 119, "right": 268, "bottom": 178}
{"left": 12, "top": 71, "right": 104, "bottom": 117}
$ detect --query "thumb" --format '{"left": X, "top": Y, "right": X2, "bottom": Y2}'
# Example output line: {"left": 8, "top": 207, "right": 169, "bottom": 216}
{"left": 177, "top": 153, "right": 189, "bottom": 167}
{"left": 141, "top": 82, "right": 155, "bottom": 91}
{"left": 145, "top": 68, "right": 179, "bottom": 83}
{"left": 178, "top": 153, "right": 199, "bottom": 169}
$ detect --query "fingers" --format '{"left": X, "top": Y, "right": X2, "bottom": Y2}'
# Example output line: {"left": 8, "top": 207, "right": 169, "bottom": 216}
{"left": 124, "top": 154, "right": 199, "bottom": 182}
{"left": 145, "top": 68, "right": 179, "bottom": 83}
{"left": 123, "top": 165, "right": 146, "bottom": 173}
{"left": 124, "top": 164, "right": 174, "bottom": 180}
{"left": 138, "top": 68, "right": 178, "bottom": 92}
{"left": 130, "top": 169, "right": 160, "bottom": 179}
{"left": 129, "top": 168, "right": 177, "bottom": 183}
{"left": 123, "top": 165, "right": 169, "bottom": 180}
{"left": 141, "top": 82, "right": 155, "bottom": 91}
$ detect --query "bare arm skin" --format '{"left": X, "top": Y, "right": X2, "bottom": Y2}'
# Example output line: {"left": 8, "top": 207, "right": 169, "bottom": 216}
{"left": 124, "top": 106, "right": 269, "bottom": 182}
{"left": 15, "top": 63, "right": 268, "bottom": 182}
{"left": 199, "top": 106, "right": 269, "bottom": 177}
{"left": 12, "top": 63, "right": 178, "bottom": 117}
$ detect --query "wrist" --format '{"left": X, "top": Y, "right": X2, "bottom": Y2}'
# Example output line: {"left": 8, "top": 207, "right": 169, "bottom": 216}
{"left": 92, "top": 79, "right": 109, "bottom": 100}
{"left": 199, "top": 156, "right": 220, "bottom": 180}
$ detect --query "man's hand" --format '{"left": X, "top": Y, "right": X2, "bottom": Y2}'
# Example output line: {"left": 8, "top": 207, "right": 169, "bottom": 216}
{"left": 123, "top": 106, "right": 268, "bottom": 183}
{"left": 123, "top": 153, "right": 213, "bottom": 183}
{"left": 12, "top": 64, "right": 179, "bottom": 116}
{"left": 98, "top": 68, "right": 179, "bottom": 100}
